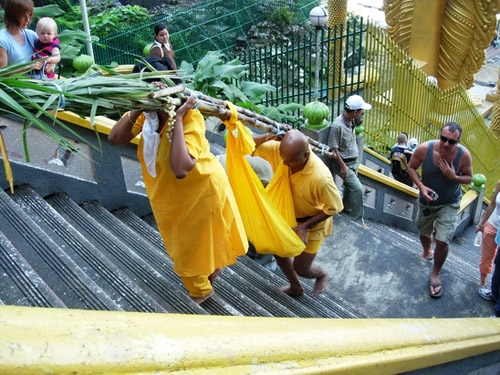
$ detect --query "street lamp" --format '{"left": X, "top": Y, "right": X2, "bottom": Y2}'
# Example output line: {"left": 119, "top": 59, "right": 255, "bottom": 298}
{"left": 309, "top": 6, "right": 328, "bottom": 101}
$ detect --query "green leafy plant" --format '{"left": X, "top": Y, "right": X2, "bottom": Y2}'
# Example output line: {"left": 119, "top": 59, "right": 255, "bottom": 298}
{"left": 89, "top": 5, "right": 151, "bottom": 38}
{"left": 180, "top": 50, "right": 302, "bottom": 124}
{"left": 53, "top": 4, "right": 83, "bottom": 31}
{"left": 58, "top": 30, "right": 99, "bottom": 77}
{"left": 269, "top": 7, "right": 296, "bottom": 26}
{"left": 181, "top": 51, "right": 275, "bottom": 105}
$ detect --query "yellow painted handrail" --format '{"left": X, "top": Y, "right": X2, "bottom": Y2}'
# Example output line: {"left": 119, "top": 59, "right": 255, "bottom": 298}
{"left": 55, "top": 110, "right": 141, "bottom": 145}
{"left": 1, "top": 305, "right": 499, "bottom": 375}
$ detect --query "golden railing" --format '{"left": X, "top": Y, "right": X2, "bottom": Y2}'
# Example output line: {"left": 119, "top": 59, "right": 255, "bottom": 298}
{"left": 363, "top": 24, "right": 500, "bottom": 196}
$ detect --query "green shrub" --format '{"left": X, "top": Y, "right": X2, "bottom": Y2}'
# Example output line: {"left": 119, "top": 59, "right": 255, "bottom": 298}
{"left": 89, "top": 5, "right": 151, "bottom": 38}
{"left": 269, "top": 7, "right": 296, "bottom": 26}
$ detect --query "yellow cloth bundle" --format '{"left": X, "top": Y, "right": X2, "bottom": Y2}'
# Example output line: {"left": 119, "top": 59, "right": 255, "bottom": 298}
{"left": 223, "top": 102, "right": 305, "bottom": 257}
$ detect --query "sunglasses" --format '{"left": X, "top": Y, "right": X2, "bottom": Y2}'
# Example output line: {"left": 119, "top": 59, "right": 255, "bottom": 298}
{"left": 440, "top": 135, "right": 459, "bottom": 145}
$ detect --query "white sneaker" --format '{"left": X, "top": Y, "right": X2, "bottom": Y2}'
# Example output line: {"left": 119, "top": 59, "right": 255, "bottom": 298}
{"left": 490, "top": 315, "right": 498, "bottom": 318}
{"left": 478, "top": 287, "right": 494, "bottom": 301}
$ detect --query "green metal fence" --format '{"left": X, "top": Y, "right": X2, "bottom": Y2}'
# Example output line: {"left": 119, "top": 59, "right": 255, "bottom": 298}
{"left": 362, "top": 24, "right": 500, "bottom": 196}
{"left": 236, "top": 20, "right": 499, "bottom": 195}
{"left": 237, "top": 19, "right": 366, "bottom": 119}
{"left": 93, "top": 0, "right": 319, "bottom": 66}
{"left": 94, "top": 2, "right": 498, "bottom": 194}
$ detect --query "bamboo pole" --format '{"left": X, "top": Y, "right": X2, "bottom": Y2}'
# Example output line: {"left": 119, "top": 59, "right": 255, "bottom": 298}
{"left": 153, "top": 86, "right": 335, "bottom": 158}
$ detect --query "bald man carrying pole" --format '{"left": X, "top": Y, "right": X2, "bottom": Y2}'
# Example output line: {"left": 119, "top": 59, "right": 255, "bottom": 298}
{"left": 253, "top": 130, "right": 343, "bottom": 296}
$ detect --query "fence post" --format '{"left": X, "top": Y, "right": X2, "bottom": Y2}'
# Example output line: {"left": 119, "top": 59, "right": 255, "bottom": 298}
{"left": 472, "top": 187, "right": 486, "bottom": 226}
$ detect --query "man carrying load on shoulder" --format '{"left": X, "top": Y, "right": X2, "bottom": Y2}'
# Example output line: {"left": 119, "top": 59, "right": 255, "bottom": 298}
{"left": 253, "top": 130, "right": 343, "bottom": 297}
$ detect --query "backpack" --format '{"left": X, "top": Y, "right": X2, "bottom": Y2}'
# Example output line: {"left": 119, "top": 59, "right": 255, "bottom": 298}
{"left": 390, "top": 147, "right": 409, "bottom": 178}
{"left": 132, "top": 57, "right": 174, "bottom": 73}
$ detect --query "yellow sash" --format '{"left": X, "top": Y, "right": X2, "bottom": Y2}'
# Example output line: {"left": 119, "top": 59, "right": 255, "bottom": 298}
{"left": 223, "top": 102, "right": 305, "bottom": 257}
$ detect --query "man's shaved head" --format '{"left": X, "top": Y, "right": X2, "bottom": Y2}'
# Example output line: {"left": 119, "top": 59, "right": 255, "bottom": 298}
{"left": 280, "top": 130, "right": 310, "bottom": 173}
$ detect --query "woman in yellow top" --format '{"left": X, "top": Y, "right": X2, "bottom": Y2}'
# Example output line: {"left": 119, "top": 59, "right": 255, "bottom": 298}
{"left": 109, "top": 96, "right": 248, "bottom": 304}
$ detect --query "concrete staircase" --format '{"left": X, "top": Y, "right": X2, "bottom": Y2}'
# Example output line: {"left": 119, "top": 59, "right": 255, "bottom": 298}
{"left": 0, "top": 184, "right": 366, "bottom": 318}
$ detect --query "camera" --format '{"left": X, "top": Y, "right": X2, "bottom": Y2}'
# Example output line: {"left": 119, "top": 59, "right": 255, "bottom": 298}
{"left": 429, "top": 192, "right": 439, "bottom": 201}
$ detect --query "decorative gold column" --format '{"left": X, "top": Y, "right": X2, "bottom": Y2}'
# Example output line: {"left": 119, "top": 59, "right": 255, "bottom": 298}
{"left": 407, "top": 0, "right": 447, "bottom": 77}
{"left": 327, "top": 0, "right": 347, "bottom": 100}
{"left": 384, "top": 0, "right": 499, "bottom": 90}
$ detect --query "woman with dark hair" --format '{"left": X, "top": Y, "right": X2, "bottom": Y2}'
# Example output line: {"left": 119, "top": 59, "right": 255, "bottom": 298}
{"left": 109, "top": 96, "right": 248, "bottom": 304}
{"left": 147, "top": 23, "right": 177, "bottom": 70}
{"left": 0, "top": 0, "right": 42, "bottom": 71}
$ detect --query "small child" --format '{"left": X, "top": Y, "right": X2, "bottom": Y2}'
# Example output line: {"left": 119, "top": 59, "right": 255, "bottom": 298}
{"left": 32, "top": 17, "right": 61, "bottom": 79}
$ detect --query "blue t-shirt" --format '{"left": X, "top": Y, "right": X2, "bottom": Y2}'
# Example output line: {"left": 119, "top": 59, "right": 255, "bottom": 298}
{"left": 0, "top": 28, "right": 37, "bottom": 65}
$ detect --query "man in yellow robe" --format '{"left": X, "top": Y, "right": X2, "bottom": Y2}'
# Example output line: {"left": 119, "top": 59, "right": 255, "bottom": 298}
{"left": 254, "top": 130, "right": 343, "bottom": 296}
{"left": 109, "top": 97, "right": 248, "bottom": 304}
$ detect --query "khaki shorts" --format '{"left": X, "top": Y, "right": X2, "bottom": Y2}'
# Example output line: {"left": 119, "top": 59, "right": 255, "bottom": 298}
{"left": 416, "top": 202, "right": 460, "bottom": 244}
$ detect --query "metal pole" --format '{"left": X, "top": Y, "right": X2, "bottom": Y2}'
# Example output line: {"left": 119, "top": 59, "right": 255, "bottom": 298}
{"left": 314, "top": 27, "right": 321, "bottom": 101}
{"left": 79, "top": 0, "right": 94, "bottom": 58}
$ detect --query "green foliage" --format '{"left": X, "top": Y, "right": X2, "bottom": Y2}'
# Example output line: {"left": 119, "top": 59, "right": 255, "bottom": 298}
{"left": 181, "top": 51, "right": 274, "bottom": 105}
{"left": 33, "top": 4, "right": 66, "bottom": 18}
{"left": 181, "top": 50, "right": 302, "bottom": 125}
{"left": 53, "top": 5, "right": 83, "bottom": 31}
{"left": 89, "top": 5, "right": 151, "bottom": 38}
{"left": 257, "top": 102, "right": 304, "bottom": 126}
{"left": 58, "top": 29, "right": 98, "bottom": 77}
{"left": 268, "top": 7, "right": 296, "bottom": 26}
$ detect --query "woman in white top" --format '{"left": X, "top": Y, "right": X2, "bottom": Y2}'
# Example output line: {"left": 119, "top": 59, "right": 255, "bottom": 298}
{"left": 476, "top": 180, "right": 500, "bottom": 286}
{"left": 0, "top": 0, "right": 42, "bottom": 72}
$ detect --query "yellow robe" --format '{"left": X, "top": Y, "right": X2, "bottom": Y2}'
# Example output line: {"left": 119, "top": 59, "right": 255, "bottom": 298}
{"left": 132, "top": 109, "right": 248, "bottom": 277}
{"left": 254, "top": 141, "right": 343, "bottom": 241}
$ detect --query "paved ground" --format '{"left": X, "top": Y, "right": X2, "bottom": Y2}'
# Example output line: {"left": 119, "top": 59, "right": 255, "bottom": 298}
{"left": 311, "top": 46, "right": 500, "bottom": 320}
{"left": 468, "top": 45, "right": 500, "bottom": 125}
{"left": 314, "top": 213, "right": 494, "bottom": 319}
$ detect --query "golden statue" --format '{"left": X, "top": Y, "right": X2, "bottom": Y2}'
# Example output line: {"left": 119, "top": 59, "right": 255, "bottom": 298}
{"left": 383, "top": 0, "right": 499, "bottom": 89}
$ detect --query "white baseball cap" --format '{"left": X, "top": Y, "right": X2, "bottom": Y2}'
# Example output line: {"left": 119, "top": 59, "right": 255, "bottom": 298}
{"left": 408, "top": 138, "right": 419, "bottom": 150}
{"left": 345, "top": 95, "right": 372, "bottom": 111}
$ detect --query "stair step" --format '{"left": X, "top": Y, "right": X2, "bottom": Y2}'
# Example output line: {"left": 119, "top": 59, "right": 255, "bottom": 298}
{"left": 0, "top": 188, "right": 121, "bottom": 310}
{"left": 228, "top": 259, "right": 319, "bottom": 318}
{"left": 11, "top": 185, "right": 167, "bottom": 313}
{"left": 367, "top": 218, "right": 480, "bottom": 286}
{"left": 112, "top": 205, "right": 298, "bottom": 316}
{"left": 45, "top": 193, "right": 206, "bottom": 315}
{"left": 239, "top": 256, "right": 366, "bottom": 318}
{"left": 0, "top": 230, "right": 65, "bottom": 308}
{"left": 113, "top": 206, "right": 327, "bottom": 317}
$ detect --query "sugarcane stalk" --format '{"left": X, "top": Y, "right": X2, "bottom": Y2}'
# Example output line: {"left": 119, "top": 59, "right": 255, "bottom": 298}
{"left": 1, "top": 72, "right": 333, "bottom": 158}
{"left": 154, "top": 85, "right": 335, "bottom": 157}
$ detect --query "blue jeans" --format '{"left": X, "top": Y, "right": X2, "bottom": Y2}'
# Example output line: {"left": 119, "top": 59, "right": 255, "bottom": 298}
{"left": 330, "top": 159, "right": 364, "bottom": 222}
{"left": 493, "top": 250, "right": 500, "bottom": 316}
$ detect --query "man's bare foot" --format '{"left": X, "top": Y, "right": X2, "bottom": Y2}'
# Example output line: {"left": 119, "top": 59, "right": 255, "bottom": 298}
{"left": 191, "top": 290, "right": 214, "bottom": 305}
{"left": 279, "top": 285, "right": 304, "bottom": 297}
{"left": 312, "top": 271, "right": 329, "bottom": 296}
{"left": 209, "top": 268, "right": 222, "bottom": 285}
